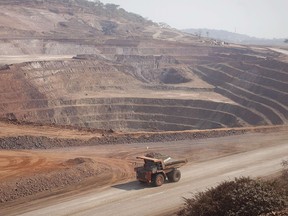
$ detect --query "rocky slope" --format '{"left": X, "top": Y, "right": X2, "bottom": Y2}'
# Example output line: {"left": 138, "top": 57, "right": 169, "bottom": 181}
{"left": 0, "top": 0, "right": 287, "bottom": 132}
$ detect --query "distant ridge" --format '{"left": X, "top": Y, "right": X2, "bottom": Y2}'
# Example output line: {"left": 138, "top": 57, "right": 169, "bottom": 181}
{"left": 182, "top": 28, "right": 287, "bottom": 46}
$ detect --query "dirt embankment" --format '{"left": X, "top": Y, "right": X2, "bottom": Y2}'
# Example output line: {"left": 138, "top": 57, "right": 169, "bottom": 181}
{"left": 0, "top": 157, "right": 102, "bottom": 203}
{"left": 0, "top": 128, "right": 264, "bottom": 150}
{"left": 0, "top": 124, "right": 286, "bottom": 150}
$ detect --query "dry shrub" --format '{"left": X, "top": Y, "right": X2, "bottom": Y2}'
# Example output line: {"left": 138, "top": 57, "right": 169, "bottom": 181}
{"left": 178, "top": 177, "right": 287, "bottom": 216}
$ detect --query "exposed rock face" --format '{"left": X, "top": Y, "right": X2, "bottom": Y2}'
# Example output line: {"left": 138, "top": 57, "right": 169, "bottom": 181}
{"left": 0, "top": 157, "right": 102, "bottom": 204}
{"left": 159, "top": 68, "right": 191, "bottom": 84}
{"left": 0, "top": 0, "right": 287, "bottom": 132}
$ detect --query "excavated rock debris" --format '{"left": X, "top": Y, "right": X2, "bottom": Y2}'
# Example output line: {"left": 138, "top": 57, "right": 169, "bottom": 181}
{"left": 64, "top": 157, "right": 94, "bottom": 165}
{"left": 0, "top": 119, "right": 284, "bottom": 150}
{"left": 1, "top": 126, "right": 284, "bottom": 150}
{"left": 0, "top": 158, "right": 100, "bottom": 204}
{"left": 0, "top": 129, "right": 249, "bottom": 150}
{"left": 260, "top": 209, "right": 288, "bottom": 216}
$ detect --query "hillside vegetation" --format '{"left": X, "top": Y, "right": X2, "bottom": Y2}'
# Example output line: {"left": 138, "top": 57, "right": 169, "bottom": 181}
{"left": 178, "top": 161, "right": 288, "bottom": 216}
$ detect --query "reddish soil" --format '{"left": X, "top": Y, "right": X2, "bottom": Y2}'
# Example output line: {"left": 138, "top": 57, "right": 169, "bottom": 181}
{"left": 0, "top": 121, "right": 287, "bottom": 207}
{"left": 0, "top": 1, "right": 287, "bottom": 214}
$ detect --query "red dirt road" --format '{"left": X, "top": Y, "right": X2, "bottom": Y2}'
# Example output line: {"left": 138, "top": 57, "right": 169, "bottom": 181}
{"left": 1, "top": 128, "right": 288, "bottom": 216}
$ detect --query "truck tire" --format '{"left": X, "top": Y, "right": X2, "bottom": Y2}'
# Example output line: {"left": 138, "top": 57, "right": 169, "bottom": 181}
{"left": 168, "top": 169, "right": 181, "bottom": 182}
{"left": 153, "top": 173, "right": 165, "bottom": 187}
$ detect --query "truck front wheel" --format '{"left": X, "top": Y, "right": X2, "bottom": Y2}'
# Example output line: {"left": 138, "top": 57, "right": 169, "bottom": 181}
{"left": 153, "top": 173, "right": 165, "bottom": 187}
{"left": 168, "top": 169, "right": 181, "bottom": 182}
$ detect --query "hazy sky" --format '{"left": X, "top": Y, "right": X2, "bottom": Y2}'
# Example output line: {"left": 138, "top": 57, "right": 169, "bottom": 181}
{"left": 100, "top": 0, "right": 288, "bottom": 39}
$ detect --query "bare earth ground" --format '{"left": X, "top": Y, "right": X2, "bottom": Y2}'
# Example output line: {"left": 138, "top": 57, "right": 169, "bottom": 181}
{"left": 0, "top": 48, "right": 287, "bottom": 215}
{"left": 0, "top": 55, "right": 74, "bottom": 64}
{"left": 269, "top": 48, "right": 288, "bottom": 62}
{"left": 0, "top": 2, "right": 287, "bottom": 215}
{"left": 1, "top": 126, "right": 287, "bottom": 216}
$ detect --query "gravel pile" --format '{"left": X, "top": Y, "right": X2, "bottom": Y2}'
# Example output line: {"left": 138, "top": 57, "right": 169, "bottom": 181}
{"left": 0, "top": 136, "right": 81, "bottom": 149}
{"left": 0, "top": 129, "right": 248, "bottom": 150}
{"left": 260, "top": 209, "right": 288, "bottom": 216}
{"left": 0, "top": 158, "right": 101, "bottom": 204}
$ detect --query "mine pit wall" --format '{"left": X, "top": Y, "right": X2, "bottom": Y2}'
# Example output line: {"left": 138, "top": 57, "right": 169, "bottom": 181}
{"left": 193, "top": 59, "right": 288, "bottom": 125}
{"left": 0, "top": 97, "right": 267, "bottom": 132}
{"left": 0, "top": 39, "right": 287, "bottom": 131}
{"left": 0, "top": 38, "right": 248, "bottom": 57}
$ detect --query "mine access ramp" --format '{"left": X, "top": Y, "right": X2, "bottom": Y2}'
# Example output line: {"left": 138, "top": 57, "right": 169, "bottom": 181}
{"left": 134, "top": 152, "right": 187, "bottom": 186}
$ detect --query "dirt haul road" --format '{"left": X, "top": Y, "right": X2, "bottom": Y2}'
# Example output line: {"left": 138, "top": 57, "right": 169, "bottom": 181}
{"left": 3, "top": 130, "right": 287, "bottom": 216}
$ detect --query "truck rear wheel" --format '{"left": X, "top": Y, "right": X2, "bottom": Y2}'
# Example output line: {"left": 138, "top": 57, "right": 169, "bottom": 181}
{"left": 153, "top": 173, "right": 164, "bottom": 187}
{"left": 168, "top": 169, "right": 181, "bottom": 182}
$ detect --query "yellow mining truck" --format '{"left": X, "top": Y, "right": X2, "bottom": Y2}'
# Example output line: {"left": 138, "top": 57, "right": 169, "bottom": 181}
{"left": 134, "top": 153, "right": 187, "bottom": 186}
